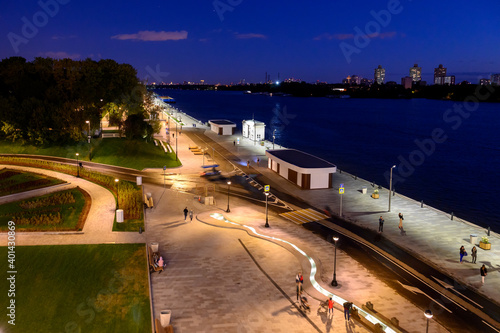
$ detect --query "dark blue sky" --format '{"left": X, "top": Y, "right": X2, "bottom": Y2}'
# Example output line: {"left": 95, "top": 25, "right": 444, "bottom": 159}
{"left": 1, "top": 0, "right": 499, "bottom": 84}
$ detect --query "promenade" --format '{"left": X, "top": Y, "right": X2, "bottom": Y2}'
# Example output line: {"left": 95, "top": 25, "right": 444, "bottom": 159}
{"left": 1, "top": 108, "right": 498, "bottom": 332}
{"left": 145, "top": 116, "right": 450, "bottom": 332}
{"left": 193, "top": 123, "right": 500, "bottom": 303}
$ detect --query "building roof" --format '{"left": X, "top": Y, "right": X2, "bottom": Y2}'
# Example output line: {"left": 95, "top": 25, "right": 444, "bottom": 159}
{"left": 209, "top": 119, "right": 236, "bottom": 126}
{"left": 242, "top": 119, "right": 266, "bottom": 126}
{"left": 266, "top": 149, "right": 336, "bottom": 169}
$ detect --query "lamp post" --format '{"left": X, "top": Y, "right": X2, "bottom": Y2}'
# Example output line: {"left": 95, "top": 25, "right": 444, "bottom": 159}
{"left": 85, "top": 120, "right": 91, "bottom": 161}
{"left": 226, "top": 181, "right": 231, "bottom": 213}
{"left": 115, "top": 178, "right": 119, "bottom": 209}
{"left": 424, "top": 310, "right": 433, "bottom": 333}
{"left": 264, "top": 192, "right": 270, "bottom": 227}
{"left": 388, "top": 165, "right": 396, "bottom": 212}
{"left": 272, "top": 129, "right": 276, "bottom": 149}
{"left": 331, "top": 236, "right": 339, "bottom": 286}
{"left": 175, "top": 122, "right": 178, "bottom": 161}
{"left": 85, "top": 120, "right": 90, "bottom": 143}
{"left": 75, "top": 153, "right": 79, "bottom": 177}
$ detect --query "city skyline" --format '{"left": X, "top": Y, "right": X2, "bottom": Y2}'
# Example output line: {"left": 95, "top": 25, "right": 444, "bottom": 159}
{"left": 1, "top": 0, "right": 499, "bottom": 84}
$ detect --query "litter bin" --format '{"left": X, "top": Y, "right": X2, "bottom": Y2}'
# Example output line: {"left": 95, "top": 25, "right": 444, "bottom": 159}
{"left": 136, "top": 176, "right": 142, "bottom": 186}
{"left": 205, "top": 196, "right": 214, "bottom": 205}
{"left": 116, "top": 209, "right": 124, "bottom": 223}
{"left": 160, "top": 310, "right": 171, "bottom": 327}
{"left": 150, "top": 242, "right": 159, "bottom": 253}
{"left": 470, "top": 234, "right": 478, "bottom": 245}
{"left": 361, "top": 187, "right": 367, "bottom": 194}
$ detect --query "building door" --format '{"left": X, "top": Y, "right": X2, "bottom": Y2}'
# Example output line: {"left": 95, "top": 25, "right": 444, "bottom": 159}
{"left": 288, "top": 169, "right": 298, "bottom": 185}
{"left": 218, "top": 127, "right": 223, "bottom": 135}
{"left": 301, "top": 174, "right": 311, "bottom": 189}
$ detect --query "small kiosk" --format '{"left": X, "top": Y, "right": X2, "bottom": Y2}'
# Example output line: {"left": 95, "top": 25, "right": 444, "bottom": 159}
{"left": 266, "top": 149, "right": 337, "bottom": 189}
{"left": 242, "top": 119, "right": 266, "bottom": 144}
{"left": 208, "top": 120, "right": 236, "bottom": 135}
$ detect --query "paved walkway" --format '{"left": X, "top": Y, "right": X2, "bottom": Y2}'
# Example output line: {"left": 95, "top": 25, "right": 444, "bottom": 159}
{"left": 195, "top": 126, "right": 500, "bottom": 304}
{"left": 144, "top": 182, "right": 447, "bottom": 333}
{"left": 0, "top": 164, "right": 144, "bottom": 246}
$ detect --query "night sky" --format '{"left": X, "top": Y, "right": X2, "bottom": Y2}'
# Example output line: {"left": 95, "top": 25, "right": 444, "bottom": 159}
{"left": 1, "top": 0, "right": 499, "bottom": 84}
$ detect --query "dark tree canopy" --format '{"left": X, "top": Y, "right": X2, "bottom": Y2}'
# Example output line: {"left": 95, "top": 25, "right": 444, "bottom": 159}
{"left": 0, "top": 57, "right": 142, "bottom": 145}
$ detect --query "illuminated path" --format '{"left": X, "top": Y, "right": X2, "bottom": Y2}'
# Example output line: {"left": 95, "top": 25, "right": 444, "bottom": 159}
{"left": 209, "top": 213, "right": 396, "bottom": 333}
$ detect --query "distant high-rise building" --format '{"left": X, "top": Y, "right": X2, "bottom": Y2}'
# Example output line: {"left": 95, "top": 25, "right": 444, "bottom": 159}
{"left": 433, "top": 64, "right": 447, "bottom": 85}
{"left": 479, "top": 78, "right": 491, "bottom": 85}
{"left": 374, "top": 65, "right": 385, "bottom": 84}
{"left": 410, "top": 64, "right": 422, "bottom": 82}
{"left": 401, "top": 76, "right": 412, "bottom": 89}
{"left": 351, "top": 75, "right": 361, "bottom": 85}
{"left": 343, "top": 75, "right": 361, "bottom": 85}
{"left": 491, "top": 74, "right": 500, "bottom": 85}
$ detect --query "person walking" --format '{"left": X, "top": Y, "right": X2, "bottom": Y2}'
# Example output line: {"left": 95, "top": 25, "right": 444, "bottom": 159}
{"left": 398, "top": 212, "right": 404, "bottom": 229}
{"left": 296, "top": 272, "right": 304, "bottom": 301}
{"left": 343, "top": 301, "right": 352, "bottom": 321}
{"left": 328, "top": 297, "right": 334, "bottom": 319}
{"left": 256, "top": 158, "right": 260, "bottom": 167}
{"left": 189, "top": 209, "right": 194, "bottom": 222}
{"left": 459, "top": 245, "right": 466, "bottom": 263}
{"left": 183, "top": 207, "right": 188, "bottom": 221}
{"left": 480, "top": 264, "right": 487, "bottom": 284}
{"left": 471, "top": 246, "right": 477, "bottom": 264}
{"left": 246, "top": 159, "right": 250, "bottom": 168}
{"left": 378, "top": 216, "right": 384, "bottom": 233}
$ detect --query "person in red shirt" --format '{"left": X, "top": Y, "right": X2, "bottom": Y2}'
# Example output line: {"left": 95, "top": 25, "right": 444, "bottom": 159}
{"left": 328, "top": 297, "right": 334, "bottom": 319}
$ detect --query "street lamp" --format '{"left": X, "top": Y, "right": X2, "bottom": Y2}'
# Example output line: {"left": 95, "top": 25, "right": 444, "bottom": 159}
{"left": 175, "top": 122, "right": 178, "bottom": 161}
{"left": 331, "top": 236, "right": 339, "bottom": 286}
{"left": 115, "top": 178, "right": 119, "bottom": 209}
{"left": 75, "top": 153, "right": 80, "bottom": 177}
{"left": 226, "top": 181, "right": 231, "bottom": 212}
{"left": 272, "top": 129, "right": 276, "bottom": 149}
{"left": 264, "top": 192, "right": 270, "bottom": 227}
{"left": 85, "top": 120, "right": 91, "bottom": 161}
{"left": 85, "top": 120, "right": 90, "bottom": 143}
{"left": 424, "top": 310, "right": 433, "bottom": 333}
{"left": 388, "top": 165, "right": 396, "bottom": 212}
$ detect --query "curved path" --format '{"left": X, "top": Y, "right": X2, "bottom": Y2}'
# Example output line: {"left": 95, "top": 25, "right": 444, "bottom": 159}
{"left": 0, "top": 164, "right": 145, "bottom": 246}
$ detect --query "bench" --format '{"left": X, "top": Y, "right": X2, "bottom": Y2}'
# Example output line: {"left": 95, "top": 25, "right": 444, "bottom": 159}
{"left": 148, "top": 246, "right": 164, "bottom": 273}
{"left": 155, "top": 318, "right": 174, "bottom": 333}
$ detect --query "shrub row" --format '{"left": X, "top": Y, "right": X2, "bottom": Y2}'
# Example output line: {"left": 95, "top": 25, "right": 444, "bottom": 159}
{"left": 0, "top": 170, "right": 21, "bottom": 180}
{"left": 13, "top": 212, "right": 62, "bottom": 226}
{"left": 19, "top": 191, "right": 75, "bottom": 209}
{"left": 0, "top": 178, "right": 52, "bottom": 195}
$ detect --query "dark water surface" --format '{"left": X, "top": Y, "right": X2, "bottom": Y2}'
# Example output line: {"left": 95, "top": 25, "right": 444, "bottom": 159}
{"left": 156, "top": 89, "right": 500, "bottom": 232}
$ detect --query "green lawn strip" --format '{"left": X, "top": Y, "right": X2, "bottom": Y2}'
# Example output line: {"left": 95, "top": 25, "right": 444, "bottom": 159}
{"left": 0, "top": 168, "right": 65, "bottom": 196}
{"left": 0, "top": 187, "right": 87, "bottom": 231}
{"left": 90, "top": 138, "right": 180, "bottom": 169}
{"left": 113, "top": 217, "right": 144, "bottom": 232}
{"left": 0, "top": 244, "right": 151, "bottom": 333}
{"left": 0, "top": 138, "right": 181, "bottom": 170}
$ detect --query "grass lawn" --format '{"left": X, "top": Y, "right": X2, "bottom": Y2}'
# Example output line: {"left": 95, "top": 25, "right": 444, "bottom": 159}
{"left": 0, "top": 168, "right": 65, "bottom": 196}
{"left": 0, "top": 138, "right": 181, "bottom": 170}
{"left": 0, "top": 188, "right": 89, "bottom": 231}
{"left": 0, "top": 244, "right": 151, "bottom": 333}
